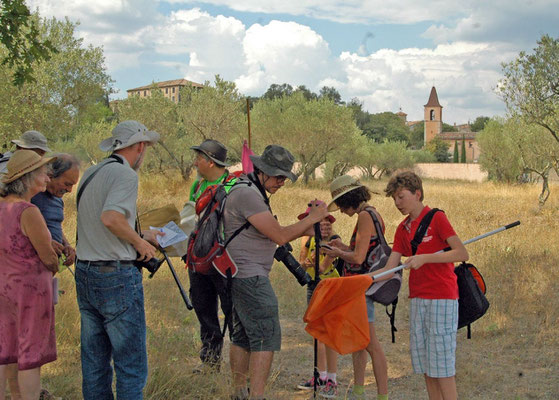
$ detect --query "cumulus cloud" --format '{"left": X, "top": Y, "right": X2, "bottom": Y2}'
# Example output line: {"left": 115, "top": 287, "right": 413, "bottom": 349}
{"left": 236, "top": 20, "right": 335, "bottom": 94}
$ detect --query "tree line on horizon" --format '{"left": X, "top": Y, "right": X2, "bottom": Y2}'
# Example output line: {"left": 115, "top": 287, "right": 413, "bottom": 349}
{"left": 1, "top": 3, "right": 558, "bottom": 204}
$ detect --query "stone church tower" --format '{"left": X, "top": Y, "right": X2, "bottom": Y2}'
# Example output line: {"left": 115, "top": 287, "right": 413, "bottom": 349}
{"left": 424, "top": 86, "right": 443, "bottom": 144}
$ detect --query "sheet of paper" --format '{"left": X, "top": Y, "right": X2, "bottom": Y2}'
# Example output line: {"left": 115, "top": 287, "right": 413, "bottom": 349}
{"left": 150, "top": 221, "right": 188, "bottom": 248}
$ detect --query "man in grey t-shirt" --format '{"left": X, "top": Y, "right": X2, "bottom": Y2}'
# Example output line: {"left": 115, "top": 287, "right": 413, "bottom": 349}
{"left": 224, "top": 145, "right": 327, "bottom": 400}
{"left": 75, "top": 120, "right": 162, "bottom": 400}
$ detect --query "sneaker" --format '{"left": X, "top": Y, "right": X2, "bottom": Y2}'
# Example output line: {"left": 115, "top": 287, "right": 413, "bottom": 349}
{"left": 319, "top": 380, "right": 338, "bottom": 398}
{"left": 346, "top": 387, "right": 365, "bottom": 400}
{"left": 297, "top": 376, "right": 327, "bottom": 390}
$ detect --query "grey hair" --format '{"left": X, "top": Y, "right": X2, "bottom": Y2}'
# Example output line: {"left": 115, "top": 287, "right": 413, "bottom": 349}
{"left": 0, "top": 168, "right": 43, "bottom": 197}
{"left": 50, "top": 153, "right": 80, "bottom": 178}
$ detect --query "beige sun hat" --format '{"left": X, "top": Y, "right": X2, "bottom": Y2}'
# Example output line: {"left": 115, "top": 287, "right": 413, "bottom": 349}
{"left": 2, "top": 150, "right": 57, "bottom": 184}
{"left": 99, "top": 120, "right": 160, "bottom": 152}
{"left": 327, "top": 175, "right": 365, "bottom": 211}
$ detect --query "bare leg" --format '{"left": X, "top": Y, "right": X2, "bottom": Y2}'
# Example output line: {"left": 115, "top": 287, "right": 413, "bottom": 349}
{"left": 317, "top": 341, "right": 326, "bottom": 373}
{"left": 4, "top": 364, "right": 21, "bottom": 400}
{"left": 351, "top": 349, "right": 367, "bottom": 386}
{"left": 0, "top": 365, "right": 6, "bottom": 400}
{"left": 248, "top": 351, "right": 274, "bottom": 399}
{"left": 325, "top": 345, "right": 338, "bottom": 374}
{"left": 438, "top": 376, "right": 457, "bottom": 400}
{"left": 230, "top": 344, "right": 250, "bottom": 393}
{"left": 366, "top": 322, "right": 388, "bottom": 395}
{"left": 425, "top": 375, "right": 442, "bottom": 400}
{"left": 17, "top": 368, "right": 41, "bottom": 400}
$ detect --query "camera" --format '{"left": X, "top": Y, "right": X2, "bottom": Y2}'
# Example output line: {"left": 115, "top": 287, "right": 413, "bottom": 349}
{"left": 274, "top": 243, "right": 311, "bottom": 286}
{"left": 134, "top": 255, "right": 164, "bottom": 275}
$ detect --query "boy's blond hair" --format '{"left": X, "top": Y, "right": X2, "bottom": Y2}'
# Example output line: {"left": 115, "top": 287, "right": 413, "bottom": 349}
{"left": 385, "top": 171, "right": 424, "bottom": 201}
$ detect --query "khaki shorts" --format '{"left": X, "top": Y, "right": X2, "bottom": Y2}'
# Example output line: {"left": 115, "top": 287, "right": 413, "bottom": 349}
{"left": 231, "top": 276, "right": 281, "bottom": 352}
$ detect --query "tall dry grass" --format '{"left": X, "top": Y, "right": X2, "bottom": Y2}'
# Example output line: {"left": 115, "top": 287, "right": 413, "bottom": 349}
{"left": 33, "top": 174, "right": 559, "bottom": 399}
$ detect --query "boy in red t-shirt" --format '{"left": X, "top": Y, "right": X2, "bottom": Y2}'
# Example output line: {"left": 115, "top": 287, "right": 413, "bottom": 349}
{"left": 369, "top": 171, "right": 468, "bottom": 400}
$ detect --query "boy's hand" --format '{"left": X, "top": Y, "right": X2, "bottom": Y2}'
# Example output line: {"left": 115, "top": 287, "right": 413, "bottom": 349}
{"left": 405, "top": 255, "right": 427, "bottom": 270}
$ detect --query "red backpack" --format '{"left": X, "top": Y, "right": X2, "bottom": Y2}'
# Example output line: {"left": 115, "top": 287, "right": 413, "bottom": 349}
{"left": 185, "top": 171, "right": 250, "bottom": 278}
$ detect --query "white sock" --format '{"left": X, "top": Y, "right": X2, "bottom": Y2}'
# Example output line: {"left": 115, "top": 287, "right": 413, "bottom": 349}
{"left": 319, "top": 371, "right": 327, "bottom": 381}
{"left": 327, "top": 372, "right": 337, "bottom": 383}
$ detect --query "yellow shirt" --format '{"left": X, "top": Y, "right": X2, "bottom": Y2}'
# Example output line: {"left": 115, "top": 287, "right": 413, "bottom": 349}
{"left": 304, "top": 236, "right": 340, "bottom": 280}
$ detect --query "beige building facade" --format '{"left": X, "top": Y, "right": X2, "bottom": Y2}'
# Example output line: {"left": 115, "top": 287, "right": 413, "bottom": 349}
{"left": 126, "top": 78, "right": 203, "bottom": 103}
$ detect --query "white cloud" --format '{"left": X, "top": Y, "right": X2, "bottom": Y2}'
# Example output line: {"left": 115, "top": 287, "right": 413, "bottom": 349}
{"left": 236, "top": 21, "right": 335, "bottom": 94}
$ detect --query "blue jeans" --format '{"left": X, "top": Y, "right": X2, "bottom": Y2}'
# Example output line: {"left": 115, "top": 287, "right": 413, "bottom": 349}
{"left": 75, "top": 260, "right": 147, "bottom": 400}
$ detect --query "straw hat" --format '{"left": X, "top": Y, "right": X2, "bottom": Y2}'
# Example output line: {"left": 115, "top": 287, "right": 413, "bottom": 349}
{"left": 327, "top": 175, "right": 364, "bottom": 211}
{"left": 2, "top": 150, "right": 56, "bottom": 184}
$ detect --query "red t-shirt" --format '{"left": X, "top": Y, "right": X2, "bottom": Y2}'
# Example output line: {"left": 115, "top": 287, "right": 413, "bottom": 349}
{"left": 392, "top": 206, "right": 458, "bottom": 299}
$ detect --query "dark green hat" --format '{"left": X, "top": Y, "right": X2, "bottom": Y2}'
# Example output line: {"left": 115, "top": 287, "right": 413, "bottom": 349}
{"left": 250, "top": 145, "right": 297, "bottom": 182}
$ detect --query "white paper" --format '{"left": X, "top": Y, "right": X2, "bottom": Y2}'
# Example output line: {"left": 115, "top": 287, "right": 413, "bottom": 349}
{"left": 150, "top": 221, "right": 188, "bottom": 248}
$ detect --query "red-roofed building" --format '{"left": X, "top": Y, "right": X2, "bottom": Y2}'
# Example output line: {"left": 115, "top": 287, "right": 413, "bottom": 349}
{"left": 126, "top": 78, "right": 203, "bottom": 103}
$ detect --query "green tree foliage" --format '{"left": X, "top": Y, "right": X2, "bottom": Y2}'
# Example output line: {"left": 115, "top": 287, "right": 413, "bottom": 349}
{"left": 364, "top": 112, "right": 409, "bottom": 143}
{"left": 251, "top": 92, "right": 361, "bottom": 184}
{"left": 408, "top": 121, "right": 424, "bottom": 149}
{"left": 0, "top": 0, "right": 57, "bottom": 85}
{"left": 425, "top": 136, "right": 450, "bottom": 162}
{"left": 262, "top": 83, "right": 293, "bottom": 100}
{"left": 470, "top": 116, "right": 490, "bottom": 132}
{"left": 477, "top": 119, "right": 523, "bottom": 182}
{"left": 453, "top": 141, "right": 459, "bottom": 162}
{"left": 478, "top": 117, "right": 559, "bottom": 205}
{"left": 318, "top": 86, "right": 343, "bottom": 105}
{"left": 0, "top": 15, "right": 112, "bottom": 146}
{"left": 499, "top": 34, "right": 559, "bottom": 145}
{"left": 442, "top": 123, "right": 458, "bottom": 132}
{"left": 410, "top": 149, "right": 436, "bottom": 163}
{"left": 368, "top": 141, "right": 414, "bottom": 179}
{"left": 294, "top": 85, "right": 317, "bottom": 101}
{"left": 460, "top": 136, "right": 467, "bottom": 163}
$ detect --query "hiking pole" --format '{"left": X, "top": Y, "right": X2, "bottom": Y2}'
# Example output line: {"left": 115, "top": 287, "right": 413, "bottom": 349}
{"left": 312, "top": 221, "right": 322, "bottom": 399}
{"left": 160, "top": 248, "right": 193, "bottom": 310}
{"left": 372, "top": 221, "right": 521, "bottom": 281}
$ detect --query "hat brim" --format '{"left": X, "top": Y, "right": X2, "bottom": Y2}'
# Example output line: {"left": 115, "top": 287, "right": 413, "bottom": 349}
{"left": 11, "top": 140, "right": 51, "bottom": 153}
{"left": 327, "top": 185, "right": 363, "bottom": 212}
{"left": 190, "top": 145, "right": 230, "bottom": 167}
{"left": 250, "top": 155, "right": 297, "bottom": 182}
{"left": 99, "top": 130, "right": 160, "bottom": 152}
{"left": 2, "top": 156, "right": 57, "bottom": 184}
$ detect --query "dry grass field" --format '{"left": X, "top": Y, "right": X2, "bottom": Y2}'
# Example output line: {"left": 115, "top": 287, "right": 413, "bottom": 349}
{"left": 27, "top": 175, "right": 559, "bottom": 399}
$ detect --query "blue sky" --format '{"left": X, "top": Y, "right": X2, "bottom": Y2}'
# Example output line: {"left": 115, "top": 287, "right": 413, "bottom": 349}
{"left": 29, "top": 0, "right": 559, "bottom": 123}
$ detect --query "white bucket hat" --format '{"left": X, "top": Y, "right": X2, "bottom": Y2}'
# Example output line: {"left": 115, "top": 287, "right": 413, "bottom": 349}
{"left": 99, "top": 120, "right": 160, "bottom": 152}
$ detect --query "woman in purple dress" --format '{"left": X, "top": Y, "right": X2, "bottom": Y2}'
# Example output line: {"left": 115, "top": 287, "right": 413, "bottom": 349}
{"left": 0, "top": 150, "right": 59, "bottom": 400}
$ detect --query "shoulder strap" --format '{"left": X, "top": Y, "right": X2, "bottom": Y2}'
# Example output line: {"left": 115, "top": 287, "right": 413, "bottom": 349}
{"left": 411, "top": 208, "right": 442, "bottom": 255}
{"left": 76, "top": 155, "right": 123, "bottom": 209}
{"left": 364, "top": 207, "right": 388, "bottom": 247}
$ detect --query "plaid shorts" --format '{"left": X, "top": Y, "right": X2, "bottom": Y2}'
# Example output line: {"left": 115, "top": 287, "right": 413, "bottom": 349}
{"left": 231, "top": 276, "right": 281, "bottom": 352}
{"left": 409, "top": 298, "right": 458, "bottom": 378}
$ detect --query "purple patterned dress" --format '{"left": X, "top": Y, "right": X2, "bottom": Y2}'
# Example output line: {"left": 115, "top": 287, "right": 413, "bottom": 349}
{"left": 0, "top": 201, "right": 57, "bottom": 370}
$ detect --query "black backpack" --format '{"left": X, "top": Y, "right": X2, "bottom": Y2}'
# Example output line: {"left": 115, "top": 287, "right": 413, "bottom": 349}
{"left": 412, "top": 209, "right": 489, "bottom": 338}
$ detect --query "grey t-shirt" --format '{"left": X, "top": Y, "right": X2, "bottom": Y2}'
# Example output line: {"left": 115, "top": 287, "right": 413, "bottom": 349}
{"left": 76, "top": 155, "right": 138, "bottom": 261}
{"left": 0, "top": 151, "right": 13, "bottom": 178}
{"left": 224, "top": 184, "right": 277, "bottom": 278}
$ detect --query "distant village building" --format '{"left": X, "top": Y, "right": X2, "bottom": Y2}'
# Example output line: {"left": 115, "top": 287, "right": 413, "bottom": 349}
{"left": 422, "top": 86, "right": 480, "bottom": 162}
{"left": 126, "top": 78, "right": 203, "bottom": 103}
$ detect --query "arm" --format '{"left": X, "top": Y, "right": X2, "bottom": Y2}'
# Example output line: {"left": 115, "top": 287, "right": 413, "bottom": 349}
{"left": 405, "top": 235, "right": 469, "bottom": 270}
{"left": 322, "top": 210, "right": 376, "bottom": 264}
{"left": 20, "top": 207, "right": 58, "bottom": 272}
{"left": 365, "top": 250, "right": 402, "bottom": 282}
{"left": 299, "top": 236, "right": 312, "bottom": 268}
{"left": 61, "top": 232, "right": 76, "bottom": 266}
{"left": 100, "top": 210, "right": 157, "bottom": 260}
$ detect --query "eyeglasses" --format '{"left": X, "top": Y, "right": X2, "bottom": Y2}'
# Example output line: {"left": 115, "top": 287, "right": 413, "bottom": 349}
{"left": 274, "top": 175, "right": 287, "bottom": 183}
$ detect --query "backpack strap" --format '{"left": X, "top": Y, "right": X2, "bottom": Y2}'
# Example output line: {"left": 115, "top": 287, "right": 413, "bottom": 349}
{"left": 411, "top": 208, "right": 442, "bottom": 255}
{"left": 363, "top": 207, "right": 388, "bottom": 247}
{"left": 76, "top": 155, "right": 123, "bottom": 243}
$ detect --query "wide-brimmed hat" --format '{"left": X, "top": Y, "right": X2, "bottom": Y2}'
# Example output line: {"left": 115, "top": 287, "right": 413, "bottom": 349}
{"left": 2, "top": 150, "right": 56, "bottom": 184}
{"left": 297, "top": 200, "right": 336, "bottom": 223}
{"left": 190, "top": 139, "right": 229, "bottom": 167}
{"left": 11, "top": 130, "right": 51, "bottom": 153}
{"left": 250, "top": 145, "right": 297, "bottom": 182}
{"left": 327, "top": 175, "right": 365, "bottom": 211}
{"left": 99, "top": 120, "right": 160, "bottom": 152}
